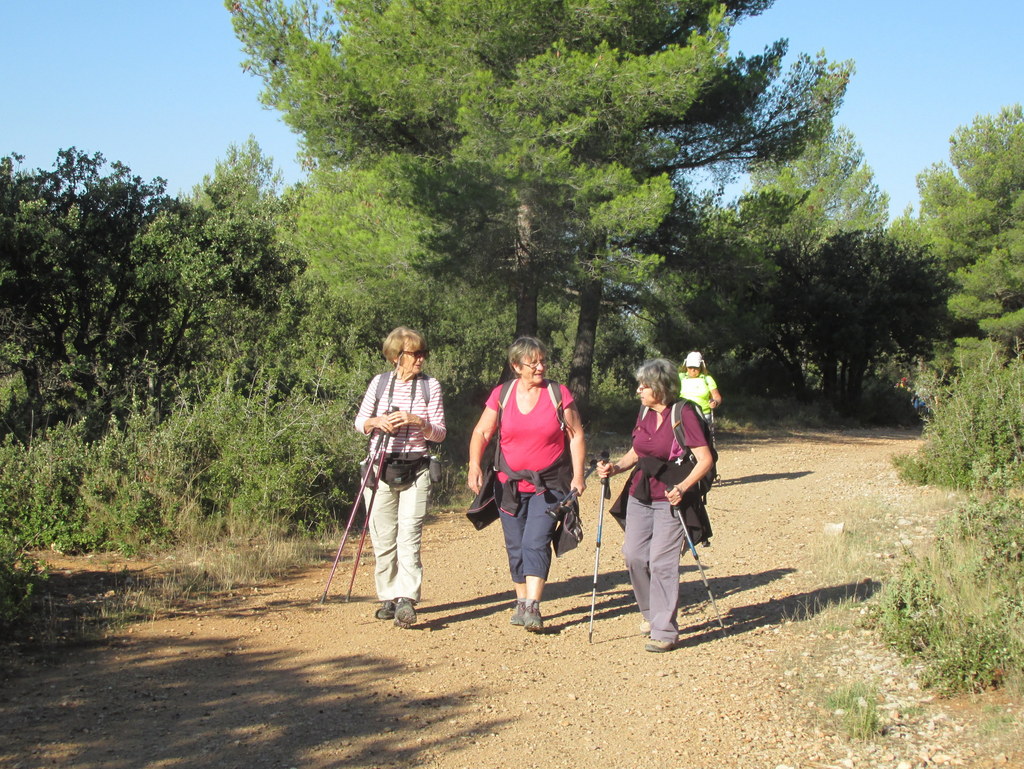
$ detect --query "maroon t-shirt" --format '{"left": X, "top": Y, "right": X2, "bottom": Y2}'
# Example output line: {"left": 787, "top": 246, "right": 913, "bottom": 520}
{"left": 628, "top": 407, "right": 676, "bottom": 502}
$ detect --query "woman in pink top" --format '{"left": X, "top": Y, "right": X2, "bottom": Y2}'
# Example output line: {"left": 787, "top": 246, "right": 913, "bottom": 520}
{"left": 468, "top": 337, "right": 586, "bottom": 631}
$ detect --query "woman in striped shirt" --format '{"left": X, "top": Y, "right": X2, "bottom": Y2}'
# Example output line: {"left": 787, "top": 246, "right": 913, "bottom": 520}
{"left": 354, "top": 327, "right": 446, "bottom": 628}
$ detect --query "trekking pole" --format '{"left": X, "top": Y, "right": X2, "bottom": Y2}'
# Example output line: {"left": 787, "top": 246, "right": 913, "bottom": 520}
{"left": 588, "top": 450, "right": 611, "bottom": 643}
{"left": 319, "top": 426, "right": 392, "bottom": 604}
{"left": 673, "top": 504, "right": 728, "bottom": 637}
{"left": 344, "top": 428, "right": 396, "bottom": 602}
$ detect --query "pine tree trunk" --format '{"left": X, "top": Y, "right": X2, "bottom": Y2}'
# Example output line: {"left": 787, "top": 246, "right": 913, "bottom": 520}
{"left": 568, "top": 276, "right": 603, "bottom": 422}
{"left": 513, "top": 202, "right": 538, "bottom": 338}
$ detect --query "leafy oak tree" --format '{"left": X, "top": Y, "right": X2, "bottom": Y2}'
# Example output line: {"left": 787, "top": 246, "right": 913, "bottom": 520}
{"left": 0, "top": 143, "right": 300, "bottom": 439}
{"left": 749, "top": 229, "right": 949, "bottom": 409}
{"left": 230, "top": 0, "right": 849, "bottom": 411}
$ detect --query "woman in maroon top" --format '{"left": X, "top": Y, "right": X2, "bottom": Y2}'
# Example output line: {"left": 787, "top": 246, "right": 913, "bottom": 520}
{"left": 597, "top": 359, "right": 713, "bottom": 652}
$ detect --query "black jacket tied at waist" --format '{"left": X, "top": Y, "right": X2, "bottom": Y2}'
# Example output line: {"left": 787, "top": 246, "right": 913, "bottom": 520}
{"left": 608, "top": 455, "right": 712, "bottom": 546}
{"left": 466, "top": 445, "right": 571, "bottom": 530}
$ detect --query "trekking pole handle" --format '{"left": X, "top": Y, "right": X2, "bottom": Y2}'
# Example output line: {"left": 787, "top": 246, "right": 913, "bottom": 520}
{"left": 599, "top": 450, "right": 611, "bottom": 497}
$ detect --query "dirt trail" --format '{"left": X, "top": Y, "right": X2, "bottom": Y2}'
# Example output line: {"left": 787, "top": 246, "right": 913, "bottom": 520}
{"left": 2, "top": 428, "right": 1021, "bottom": 769}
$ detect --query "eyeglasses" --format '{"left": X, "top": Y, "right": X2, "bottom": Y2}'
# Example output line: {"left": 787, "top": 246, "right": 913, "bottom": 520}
{"left": 636, "top": 383, "right": 653, "bottom": 392}
{"left": 518, "top": 359, "right": 546, "bottom": 371}
{"left": 401, "top": 349, "right": 428, "bottom": 360}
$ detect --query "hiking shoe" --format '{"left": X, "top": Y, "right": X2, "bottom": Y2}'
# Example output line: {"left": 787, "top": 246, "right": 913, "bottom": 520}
{"left": 375, "top": 600, "right": 396, "bottom": 620}
{"left": 394, "top": 598, "right": 417, "bottom": 628}
{"left": 522, "top": 601, "right": 543, "bottom": 632}
{"left": 639, "top": 619, "right": 651, "bottom": 637}
{"left": 510, "top": 600, "right": 527, "bottom": 626}
{"left": 645, "top": 639, "right": 674, "bottom": 653}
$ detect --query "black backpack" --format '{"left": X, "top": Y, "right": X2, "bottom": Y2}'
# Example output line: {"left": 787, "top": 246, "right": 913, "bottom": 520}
{"left": 669, "top": 399, "right": 718, "bottom": 500}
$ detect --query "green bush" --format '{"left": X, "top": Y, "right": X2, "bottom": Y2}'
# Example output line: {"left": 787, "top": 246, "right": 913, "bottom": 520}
{"left": 0, "top": 369, "right": 370, "bottom": 556}
{"left": 894, "top": 345, "right": 1024, "bottom": 491}
{"left": 875, "top": 496, "right": 1024, "bottom": 693}
{"left": 0, "top": 533, "right": 42, "bottom": 631}
{"left": 0, "top": 423, "right": 98, "bottom": 552}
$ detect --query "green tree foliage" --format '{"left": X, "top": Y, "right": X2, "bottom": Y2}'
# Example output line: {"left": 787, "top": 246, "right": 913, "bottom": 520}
{"left": 229, "top": 0, "right": 850, "bottom": 411}
{"left": 645, "top": 129, "right": 943, "bottom": 412}
{"left": 748, "top": 229, "right": 948, "bottom": 409}
{"left": 0, "top": 150, "right": 174, "bottom": 434}
{"left": 749, "top": 125, "right": 890, "bottom": 248}
{"left": 917, "top": 104, "right": 1024, "bottom": 348}
{"left": 0, "top": 143, "right": 301, "bottom": 438}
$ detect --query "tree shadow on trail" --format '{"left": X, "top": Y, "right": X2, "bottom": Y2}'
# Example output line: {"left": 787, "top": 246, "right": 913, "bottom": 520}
{"left": 673, "top": 577, "right": 882, "bottom": 649}
{"left": 714, "top": 471, "right": 812, "bottom": 487}
{"left": 0, "top": 635, "right": 509, "bottom": 768}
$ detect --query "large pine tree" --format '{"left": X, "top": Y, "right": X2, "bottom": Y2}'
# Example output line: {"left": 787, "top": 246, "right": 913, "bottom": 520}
{"left": 230, "top": 0, "right": 849, "bottom": 411}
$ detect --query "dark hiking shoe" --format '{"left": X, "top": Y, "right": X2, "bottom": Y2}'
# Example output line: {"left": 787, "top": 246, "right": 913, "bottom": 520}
{"left": 522, "top": 601, "right": 543, "bottom": 632}
{"left": 375, "top": 600, "right": 396, "bottom": 620}
{"left": 394, "top": 598, "right": 417, "bottom": 628}
{"left": 510, "top": 600, "right": 527, "bottom": 626}
{"left": 645, "top": 639, "right": 674, "bottom": 653}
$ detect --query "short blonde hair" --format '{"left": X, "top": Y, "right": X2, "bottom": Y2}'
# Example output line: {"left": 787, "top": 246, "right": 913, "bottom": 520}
{"left": 382, "top": 326, "right": 426, "bottom": 363}
{"left": 507, "top": 336, "right": 547, "bottom": 369}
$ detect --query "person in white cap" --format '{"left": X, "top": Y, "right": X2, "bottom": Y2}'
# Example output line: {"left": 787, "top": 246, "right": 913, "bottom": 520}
{"left": 678, "top": 352, "right": 722, "bottom": 417}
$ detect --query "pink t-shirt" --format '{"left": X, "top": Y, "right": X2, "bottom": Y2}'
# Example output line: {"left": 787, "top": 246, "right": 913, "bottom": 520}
{"left": 485, "top": 380, "right": 573, "bottom": 493}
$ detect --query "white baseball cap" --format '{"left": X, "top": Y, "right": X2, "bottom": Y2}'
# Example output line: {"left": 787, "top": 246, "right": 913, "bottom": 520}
{"left": 684, "top": 351, "right": 703, "bottom": 368}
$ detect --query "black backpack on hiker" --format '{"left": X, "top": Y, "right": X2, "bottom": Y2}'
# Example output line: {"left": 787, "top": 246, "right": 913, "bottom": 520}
{"left": 668, "top": 399, "right": 718, "bottom": 501}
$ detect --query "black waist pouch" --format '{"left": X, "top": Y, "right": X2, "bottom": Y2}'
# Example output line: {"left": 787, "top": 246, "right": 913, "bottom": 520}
{"left": 383, "top": 455, "right": 426, "bottom": 486}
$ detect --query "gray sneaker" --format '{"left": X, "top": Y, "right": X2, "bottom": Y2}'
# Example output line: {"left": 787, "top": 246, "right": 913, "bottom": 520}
{"left": 375, "top": 600, "right": 396, "bottom": 620}
{"left": 510, "top": 600, "right": 526, "bottom": 626}
{"left": 522, "top": 601, "right": 543, "bottom": 632}
{"left": 639, "top": 619, "right": 651, "bottom": 637}
{"left": 645, "top": 639, "right": 674, "bottom": 653}
{"left": 394, "top": 597, "right": 417, "bottom": 628}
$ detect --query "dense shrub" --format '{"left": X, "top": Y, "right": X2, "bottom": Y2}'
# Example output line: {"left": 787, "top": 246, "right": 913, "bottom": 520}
{"left": 894, "top": 346, "right": 1024, "bottom": 490}
{"left": 0, "top": 533, "right": 42, "bottom": 632}
{"left": 0, "top": 372, "right": 369, "bottom": 556}
{"left": 0, "top": 424, "right": 97, "bottom": 552}
{"left": 875, "top": 496, "right": 1024, "bottom": 692}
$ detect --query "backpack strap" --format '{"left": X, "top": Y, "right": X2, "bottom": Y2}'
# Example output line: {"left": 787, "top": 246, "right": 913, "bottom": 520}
{"left": 371, "top": 371, "right": 435, "bottom": 449}
{"left": 372, "top": 370, "right": 432, "bottom": 415}
{"left": 546, "top": 381, "right": 566, "bottom": 433}
{"left": 671, "top": 399, "right": 712, "bottom": 452}
{"left": 671, "top": 399, "right": 718, "bottom": 498}
{"left": 373, "top": 371, "right": 392, "bottom": 414}
{"left": 493, "top": 379, "right": 567, "bottom": 468}
{"left": 497, "top": 380, "right": 564, "bottom": 430}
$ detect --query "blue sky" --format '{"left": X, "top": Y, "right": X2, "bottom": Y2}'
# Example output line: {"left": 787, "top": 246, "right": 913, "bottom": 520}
{"left": 2, "top": 2, "right": 1021, "bottom": 218}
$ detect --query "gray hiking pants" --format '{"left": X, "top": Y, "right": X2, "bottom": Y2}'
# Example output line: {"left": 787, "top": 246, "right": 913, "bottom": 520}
{"left": 622, "top": 496, "right": 686, "bottom": 643}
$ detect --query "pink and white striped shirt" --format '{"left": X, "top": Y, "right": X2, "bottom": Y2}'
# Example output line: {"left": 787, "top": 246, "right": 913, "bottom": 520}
{"left": 354, "top": 373, "right": 446, "bottom": 454}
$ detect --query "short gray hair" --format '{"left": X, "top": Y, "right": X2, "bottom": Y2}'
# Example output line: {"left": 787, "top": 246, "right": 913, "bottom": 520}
{"left": 635, "top": 359, "right": 679, "bottom": 405}
{"left": 508, "top": 336, "right": 548, "bottom": 369}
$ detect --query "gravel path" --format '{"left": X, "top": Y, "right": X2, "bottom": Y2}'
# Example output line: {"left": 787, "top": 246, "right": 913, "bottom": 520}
{"left": 2, "top": 428, "right": 1021, "bottom": 768}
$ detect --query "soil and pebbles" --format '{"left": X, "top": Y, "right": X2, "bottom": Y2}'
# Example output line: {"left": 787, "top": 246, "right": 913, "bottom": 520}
{"left": 2, "top": 428, "right": 1021, "bottom": 768}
